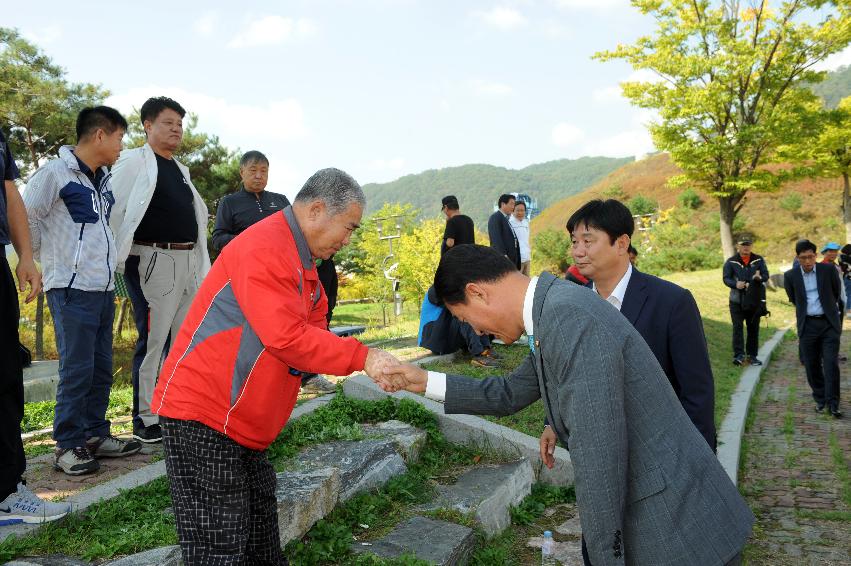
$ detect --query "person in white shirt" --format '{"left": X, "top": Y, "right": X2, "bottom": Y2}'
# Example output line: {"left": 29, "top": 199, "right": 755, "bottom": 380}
{"left": 509, "top": 201, "right": 531, "bottom": 276}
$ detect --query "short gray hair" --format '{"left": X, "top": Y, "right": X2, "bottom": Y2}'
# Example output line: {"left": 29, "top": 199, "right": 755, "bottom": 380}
{"left": 294, "top": 168, "right": 366, "bottom": 216}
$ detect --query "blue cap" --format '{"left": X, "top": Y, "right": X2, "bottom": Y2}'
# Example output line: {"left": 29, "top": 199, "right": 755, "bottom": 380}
{"left": 822, "top": 242, "right": 841, "bottom": 253}
{"left": 544, "top": 530, "right": 552, "bottom": 537}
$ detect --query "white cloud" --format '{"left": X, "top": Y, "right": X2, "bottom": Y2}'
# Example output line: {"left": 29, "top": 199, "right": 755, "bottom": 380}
{"left": 470, "top": 79, "right": 514, "bottom": 97}
{"left": 22, "top": 25, "right": 62, "bottom": 44}
{"left": 592, "top": 85, "right": 622, "bottom": 103}
{"left": 551, "top": 122, "right": 585, "bottom": 147}
{"left": 815, "top": 45, "right": 851, "bottom": 72}
{"left": 227, "top": 15, "right": 317, "bottom": 48}
{"left": 106, "top": 86, "right": 309, "bottom": 144}
{"left": 473, "top": 6, "right": 528, "bottom": 30}
{"left": 584, "top": 128, "right": 654, "bottom": 157}
{"left": 194, "top": 12, "right": 218, "bottom": 37}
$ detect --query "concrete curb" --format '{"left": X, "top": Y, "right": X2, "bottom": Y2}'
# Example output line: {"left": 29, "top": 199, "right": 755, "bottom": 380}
{"left": 342, "top": 374, "right": 573, "bottom": 486}
{"left": 22, "top": 361, "right": 60, "bottom": 403}
{"left": 717, "top": 326, "right": 790, "bottom": 486}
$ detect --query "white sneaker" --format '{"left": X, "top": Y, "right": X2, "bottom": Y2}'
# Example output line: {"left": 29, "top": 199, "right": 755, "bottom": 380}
{"left": 0, "top": 483, "right": 71, "bottom": 525}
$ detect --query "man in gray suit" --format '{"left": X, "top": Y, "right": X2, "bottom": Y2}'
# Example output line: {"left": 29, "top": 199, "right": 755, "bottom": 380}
{"left": 380, "top": 245, "right": 753, "bottom": 566}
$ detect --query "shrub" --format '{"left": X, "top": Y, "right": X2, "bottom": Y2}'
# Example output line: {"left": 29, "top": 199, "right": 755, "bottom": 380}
{"left": 779, "top": 193, "right": 803, "bottom": 212}
{"left": 678, "top": 187, "right": 703, "bottom": 210}
{"left": 638, "top": 207, "right": 724, "bottom": 275}
{"left": 628, "top": 194, "right": 659, "bottom": 216}
{"left": 532, "top": 228, "right": 572, "bottom": 274}
{"left": 601, "top": 184, "right": 627, "bottom": 200}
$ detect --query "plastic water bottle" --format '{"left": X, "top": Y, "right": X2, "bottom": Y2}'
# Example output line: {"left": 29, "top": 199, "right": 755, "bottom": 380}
{"left": 541, "top": 530, "right": 557, "bottom": 565}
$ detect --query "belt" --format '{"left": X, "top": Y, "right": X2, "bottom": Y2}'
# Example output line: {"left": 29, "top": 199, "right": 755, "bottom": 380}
{"left": 806, "top": 314, "right": 826, "bottom": 319}
{"left": 134, "top": 240, "right": 195, "bottom": 250}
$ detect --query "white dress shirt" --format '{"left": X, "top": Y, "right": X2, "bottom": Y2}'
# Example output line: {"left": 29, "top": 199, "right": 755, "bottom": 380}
{"left": 592, "top": 263, "right": 633, "bottom": 312}
{"left": 509, "top": 215, "right": 531, "bottom": 262}
{"left": 424, "top": 276, "right": 539, "bottom": 402}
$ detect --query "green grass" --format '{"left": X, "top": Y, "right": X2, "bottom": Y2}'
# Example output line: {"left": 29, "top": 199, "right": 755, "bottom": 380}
{"left": 829, "top": 429, "right": 851, "bottom": 509}
{"left": 22, "top": 387, "right": 133, "bottom": 433}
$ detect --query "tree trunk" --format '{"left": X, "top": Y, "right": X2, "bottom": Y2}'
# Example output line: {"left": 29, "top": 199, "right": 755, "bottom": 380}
{"left": 844, "top": 172, "right": 851, "bottom": 244}
{"left": 719, "top": 196, "right": 737, "bottom": 260}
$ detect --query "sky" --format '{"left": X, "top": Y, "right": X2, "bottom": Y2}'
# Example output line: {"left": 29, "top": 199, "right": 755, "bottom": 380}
{"left": 9, "top": 0, "right": 851, "bottom": 200}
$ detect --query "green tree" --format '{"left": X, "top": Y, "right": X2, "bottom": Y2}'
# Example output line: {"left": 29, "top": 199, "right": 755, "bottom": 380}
{"left": 0, "top": 28, "right": 107, "bottom": 175}
{"left": 596, "top": 0, "right": 851, "bottom": 258}
{"left": 533, "top": 228, "right": 572, "bottom": 274}
{"left": 627, "top": 194, "right": 659, "bottom": 215}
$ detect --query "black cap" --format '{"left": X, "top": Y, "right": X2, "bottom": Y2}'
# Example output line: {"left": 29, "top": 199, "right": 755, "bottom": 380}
{"left": 441, "top": 195, "right": 459, "bottom": 210}
{"left": 737, "top": 236, "right": 753, "bottom": 245}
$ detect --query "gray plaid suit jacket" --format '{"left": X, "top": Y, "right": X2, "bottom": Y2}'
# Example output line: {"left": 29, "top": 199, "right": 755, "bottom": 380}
{"left": 443, "top": 272, "right": 753, "bottom": 565}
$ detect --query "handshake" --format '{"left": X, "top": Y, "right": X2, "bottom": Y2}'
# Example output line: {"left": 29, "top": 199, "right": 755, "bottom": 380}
{"left": 364, "top": 348, "right": 430, "bottom": 394}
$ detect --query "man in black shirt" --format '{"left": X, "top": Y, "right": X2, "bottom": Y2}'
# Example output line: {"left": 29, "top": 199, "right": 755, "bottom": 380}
{"left": 111, "top": 97, "right": 211, "bottom": 444}
{"left": 211, "top": 151, "right": 290, "bottom": 251}
{"left": 440, "top": 195, "right": 475, "bottom": 256}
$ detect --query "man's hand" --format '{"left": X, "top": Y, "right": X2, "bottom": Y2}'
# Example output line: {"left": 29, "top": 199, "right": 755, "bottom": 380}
{"left": 15, "top": 257, "right": 42, "bottom": 303}
{"left": 735, "top": 281, "right": 746, "bottom": 289}
{"left": 380, "top": 363, "right": 428, "bottom": 393}
{"left": 753, "top": 273, "right": 762, "bottom": 281}
{"left": 364, "top": 348, "right": 400, "bottom": 382}
{"left": 540, "top": 426, "right": 557, "bottom": 469}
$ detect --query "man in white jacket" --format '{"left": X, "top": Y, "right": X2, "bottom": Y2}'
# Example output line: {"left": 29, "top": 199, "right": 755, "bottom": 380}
{"left": 24, "top": 107, "right": 142, "bottom": 475}
{"left": 110, "top": 97, "right": 211, "bottom": 444}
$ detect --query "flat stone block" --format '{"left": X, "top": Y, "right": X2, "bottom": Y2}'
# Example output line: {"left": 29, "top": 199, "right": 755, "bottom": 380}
{"left": 5, "top": 557, "right": 89, "bottom": 566}
{"left": 360, "top": 420, "right": 427, "bottom": 463}
{"left": 555, "top": 513, "right": 582, "bottom": 537}
{"left": 105, "top": 545, "right": 182, "bottom": 565}
{"left": 295, "top": 439, "right": 407, "bottom": 501}
{"left": 421, "top": 459, "right": 533, "bottom": 536}
{"left": 343, "top": 374, "right": 573, "bottom": 487}
{"left": 352, "top": 516, "right": 475, "bottom": 565}
{"left": 276, "top": 467, "right": 340, "bottom": 545}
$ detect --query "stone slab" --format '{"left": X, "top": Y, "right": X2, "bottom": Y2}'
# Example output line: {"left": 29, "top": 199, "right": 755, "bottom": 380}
{"left": 421, "top": 459, "right": 533, "bottom": 536}
{"left": 343, "top": 374, "right": 573, "bottom": 486}
{"left": 5, "top": 557, "right": 88, "bottom": 566}
{"left": 528, "top": 536, "right": 584, "bottom": 565}
{"left": 360, "top": 420, "right": 427, "bottom": 463}
{"left": 22, "top": 361, "right": 60, "bottom": 403}
{"left": 105, "top": 545, "right": 182, "bottom": 565}
{"left": 717, "top": 327, "right": 788, "bottom": 485}
{"left": 352, "top": 516, "right": 475, "bottom": 565}
{"left": 295, "top": 439, "right": 407, "bottom": 501}
{"left": 276, "top": 467, "right": 340, "bottom": 545}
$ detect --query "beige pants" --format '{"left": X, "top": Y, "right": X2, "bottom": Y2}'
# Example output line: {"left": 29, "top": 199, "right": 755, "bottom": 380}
{"left": 520, "top": 261, "right": 531, "bottom": 276}
{"left": 132, "top": 244, "right": 201, "bottom": 427}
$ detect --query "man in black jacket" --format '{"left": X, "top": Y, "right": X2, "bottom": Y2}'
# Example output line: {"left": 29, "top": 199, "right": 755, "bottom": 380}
{"left": 211, "top": 151, "right": 290, "bottom": 251}
{"left": 723, "top": 237, "right": 769, "bottom": 366}
{"left": 785, "top": 240, "right": 843, "bottom": 418}
{"left": 487, "top": 194, "right": 520, "bottom": 269}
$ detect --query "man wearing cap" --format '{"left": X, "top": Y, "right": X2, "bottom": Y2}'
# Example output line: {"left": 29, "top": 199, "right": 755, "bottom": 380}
{"left": 440, "top": 195, "right": 475, "bottom": 256}
{"left": 723, "top": 238, "right": 769, "bottom": 366}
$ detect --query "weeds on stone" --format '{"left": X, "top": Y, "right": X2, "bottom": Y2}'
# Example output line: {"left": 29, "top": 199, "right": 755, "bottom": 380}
{"left": 829, "top": 430, "right": 851, "bottom": 508}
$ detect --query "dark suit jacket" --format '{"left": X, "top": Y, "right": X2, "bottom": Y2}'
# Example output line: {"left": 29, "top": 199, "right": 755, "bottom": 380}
{"left": 622, "top": 269, "right": 716, "bottom": 449}
{"left": 784, "top": 263, "right": 842, "bottom": 334}
{"left": 487, "top": 211, "right": 520, "bottom": 268}
{"left": 444, "top": 273, "right": 754, "bottom": 565}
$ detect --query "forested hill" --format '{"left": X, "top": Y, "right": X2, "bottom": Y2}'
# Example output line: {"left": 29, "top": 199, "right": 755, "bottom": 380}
{"left": 811, "top": 65, "right": 851, "bottom": 108}
{"left": 361, "top": 156, "right": 633, "bottom": 228}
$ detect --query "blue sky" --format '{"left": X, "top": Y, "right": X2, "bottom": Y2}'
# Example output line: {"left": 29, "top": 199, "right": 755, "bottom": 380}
{"left": 10, "top": 0, "right": 851, "bottom": 200}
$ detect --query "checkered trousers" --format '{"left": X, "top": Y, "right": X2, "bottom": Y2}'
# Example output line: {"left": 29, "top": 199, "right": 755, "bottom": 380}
{"left": 161, "top": 417, "right": 288, "bottom": 566}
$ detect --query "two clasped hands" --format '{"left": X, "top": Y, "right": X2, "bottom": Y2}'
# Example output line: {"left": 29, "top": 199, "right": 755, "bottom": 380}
{"left": 362, "top": 348, "right": 429, "bottom": 394}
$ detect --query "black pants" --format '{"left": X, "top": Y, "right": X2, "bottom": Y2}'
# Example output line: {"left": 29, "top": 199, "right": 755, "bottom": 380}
{"left": 800, "top": 317, "right": 841, "bottom": 409}
{"left": 161, "top": 417, "right": 287, "bottom": 566}
{"left": 0, "top": 256, "right": 25, "bottom": 501}
{"left": 455, "top": 319, "right": 491, "bottom": 356}
{"left": 730, "top": 302, "right": 759, "bottom": 358}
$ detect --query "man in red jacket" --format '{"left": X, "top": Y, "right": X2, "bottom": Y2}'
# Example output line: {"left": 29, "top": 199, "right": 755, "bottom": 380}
{"left": 152, "top": 168, "right": 397, "bottom": 565}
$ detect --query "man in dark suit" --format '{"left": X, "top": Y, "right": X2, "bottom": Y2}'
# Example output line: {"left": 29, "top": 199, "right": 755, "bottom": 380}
{"left": 541, "top": 199, "right": 715, "bottom": 453}
{"left": 378, "top": 245, "right": 753, "bottom": 566}
{"left": 487, "top": 193, "right": 520, "bottom": 269}
{"left": 784, "top": 239, "right": 843, "bottom": 418}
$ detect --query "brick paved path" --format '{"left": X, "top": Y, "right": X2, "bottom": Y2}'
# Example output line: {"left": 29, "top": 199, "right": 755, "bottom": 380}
{"left": 740, "top": 324, "right": 851, "bottom": 565}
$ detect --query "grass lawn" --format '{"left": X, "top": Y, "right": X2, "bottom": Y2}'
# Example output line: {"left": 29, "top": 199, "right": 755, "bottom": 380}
{"left": 422, "top": 267, "right": 798, "bottom": 439}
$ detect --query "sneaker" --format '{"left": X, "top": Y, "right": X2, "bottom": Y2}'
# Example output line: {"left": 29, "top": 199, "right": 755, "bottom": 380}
{"left": 0, "top": 483, "right": 71, "bottom": 525}
{"left": 133, "top": 423, "right": 163, "bottom": 444}
{"left": 471, "top": 355, "right": 499, "bottom": 368}
{"left": 87, "top": 435, "right": 142, "bottom": 458}
{"left": 54, "top": 446, "right": 100, "bottom": 476}
{"left": 480, "top": 348, "right": 502, "bottom": 361}
{"left": 748, "top": 357, "right": 763, "bottom": 366}
{"left": 816, "top": 403, "right": 826, "bottom": 413}
{"left": 733, "top": 356, "right": 745, "bottom": 366}
{"left": 300, "top": 374, "right": 337, "bottom": 394}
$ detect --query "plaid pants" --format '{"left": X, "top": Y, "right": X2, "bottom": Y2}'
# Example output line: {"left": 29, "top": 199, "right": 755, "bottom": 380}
{"left": 161, "top": 417, "right": 287, "bottom": 565}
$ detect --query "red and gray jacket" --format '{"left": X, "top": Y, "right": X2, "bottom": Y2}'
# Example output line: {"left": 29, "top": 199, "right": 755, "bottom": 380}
{"left": 152, "top": 206, "right": 368, "bottom": 450}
